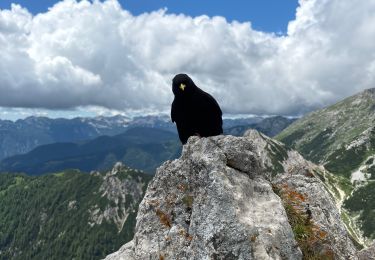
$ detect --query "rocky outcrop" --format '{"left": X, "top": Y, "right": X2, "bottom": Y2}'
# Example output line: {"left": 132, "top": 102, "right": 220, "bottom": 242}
{"left": 358, "top": 242, "right": 375, "bottom": 259}
{"left": 105, "top": 131, "right": 360, "bottom": 260}
{"left": 88, "top": 163, "right": 146, "bottom": 232}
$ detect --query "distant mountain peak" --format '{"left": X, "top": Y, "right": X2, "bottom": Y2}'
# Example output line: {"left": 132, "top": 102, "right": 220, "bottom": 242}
{"left": 364, "top": 87, "right": 375, "bottom": 94}
{"left": 353, "top": 87, "right": 375, "bottom": 102}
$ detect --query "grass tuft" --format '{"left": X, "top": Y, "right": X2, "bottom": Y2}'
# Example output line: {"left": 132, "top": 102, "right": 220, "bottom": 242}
{"left": 273, "top": 184, "right": 335, "bottom": 259}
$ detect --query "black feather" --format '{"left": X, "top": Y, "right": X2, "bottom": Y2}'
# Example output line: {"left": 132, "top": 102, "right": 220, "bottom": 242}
{"left": 171, "top": 74, "right": 223, "bottom": 144}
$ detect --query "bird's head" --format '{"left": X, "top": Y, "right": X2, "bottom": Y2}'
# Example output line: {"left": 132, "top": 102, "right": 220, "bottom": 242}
{"left": 172, "top": 73, "right": 196, "bottom": 96}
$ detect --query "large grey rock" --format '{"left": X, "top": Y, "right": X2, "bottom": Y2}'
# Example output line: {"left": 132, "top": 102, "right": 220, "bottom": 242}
{"left": 358, "top": 242, "right": 375, "bottom": 260}
{"left": 105, "top": 133, "right": 362, "bottom": 260}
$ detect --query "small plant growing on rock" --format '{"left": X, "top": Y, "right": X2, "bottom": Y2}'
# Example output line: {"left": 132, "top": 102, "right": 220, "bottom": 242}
{"left": 273, "top": 184, "right": 335, "bottom": 259}
{"left": 182, "top": 195, "right": 194, "bottom": 208}
{"left": 155, "top": 208, "right": 172, "bottom": 228}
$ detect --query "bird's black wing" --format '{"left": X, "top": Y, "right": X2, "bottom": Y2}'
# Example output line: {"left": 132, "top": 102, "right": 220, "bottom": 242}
{"left": 195, "top": 90, "right": 223, "bottom": 137}
{"left": 171, "top": 99, "right": 177, "bottom": 123}
{"left": 171, "top": 98, "right": 195, "bottom": 144}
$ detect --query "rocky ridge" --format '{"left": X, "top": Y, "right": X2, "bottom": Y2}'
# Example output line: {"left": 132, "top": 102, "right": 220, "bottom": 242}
{"left": 276, "top": 88, "right": 375, "bottom": 242}
{"left": 88, "top": 162, "right": 147, "bottom": 231}
{"left": 105, "top": 131, "right": 367, "bottom": 259}
{"left": 277, "top": 88, "right": 375, "bottom": 165}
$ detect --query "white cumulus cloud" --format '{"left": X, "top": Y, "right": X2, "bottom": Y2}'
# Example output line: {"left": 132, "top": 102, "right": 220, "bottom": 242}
{"left": 0, "top": 0, "right": 374, "bottom": 117}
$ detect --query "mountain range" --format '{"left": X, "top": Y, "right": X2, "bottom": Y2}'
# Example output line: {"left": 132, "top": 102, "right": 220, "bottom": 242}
{"left": 0, "top": 114, "right": 285, "bottom": 162}
{"left": 224, "top": 115, "right": 296, "bottom": 137}
{"left": 0, "top": 115, "right": 175, "bottom": 161}
{"left": 277, "top": 88, "right": 375, "bottom": 244}
{"left": 0, "top": 127, "right": 181, "bottom": 175}
{"left": 0, "top": 116, "right": 294, "bottom": 176}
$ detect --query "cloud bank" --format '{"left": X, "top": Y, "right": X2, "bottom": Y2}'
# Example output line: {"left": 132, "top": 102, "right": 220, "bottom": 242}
{"left": 0, "top": 0, "right": 374, "bottom": 116}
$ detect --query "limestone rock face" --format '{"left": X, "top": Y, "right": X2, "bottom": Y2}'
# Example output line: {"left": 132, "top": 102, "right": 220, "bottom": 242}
{"left": 358, "top": 242, "right": 375, "bottom": 259}
{"left": 88, "top": 162, "right": 146, "bottom": 231}
{"left": 105, "top": 132, "right": 360, "bottom": 260}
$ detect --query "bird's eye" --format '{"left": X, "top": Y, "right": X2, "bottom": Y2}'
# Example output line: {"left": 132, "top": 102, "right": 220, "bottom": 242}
{"left": 179, "top": 83, "right": 186, "bottom": 91}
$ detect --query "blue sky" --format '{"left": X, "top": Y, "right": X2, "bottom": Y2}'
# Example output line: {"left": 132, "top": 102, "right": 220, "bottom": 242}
{"left": 0, "top": 0, "right": 298, "bottom": 33}
{"left": 0, "top": 0, "right": 374, "bottom": 121}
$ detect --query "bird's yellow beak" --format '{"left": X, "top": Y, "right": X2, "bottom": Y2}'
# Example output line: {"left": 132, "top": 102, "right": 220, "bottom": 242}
{"left": 179, "top": 83, "right": 186, "bottom": 91}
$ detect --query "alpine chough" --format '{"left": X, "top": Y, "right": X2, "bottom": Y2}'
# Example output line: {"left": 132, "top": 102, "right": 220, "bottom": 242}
{"left": 171, "top": 74, "right": 223, "bottom": 144}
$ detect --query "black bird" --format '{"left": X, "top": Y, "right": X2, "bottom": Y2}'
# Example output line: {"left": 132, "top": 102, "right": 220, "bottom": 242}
{"left": 171, "top": 74, "right": 223, "bottom": 144}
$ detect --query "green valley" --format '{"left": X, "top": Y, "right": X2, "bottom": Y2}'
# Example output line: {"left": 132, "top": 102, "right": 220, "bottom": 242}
{"left": 0, "top": 164, "right": 151, "bottom": 260}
